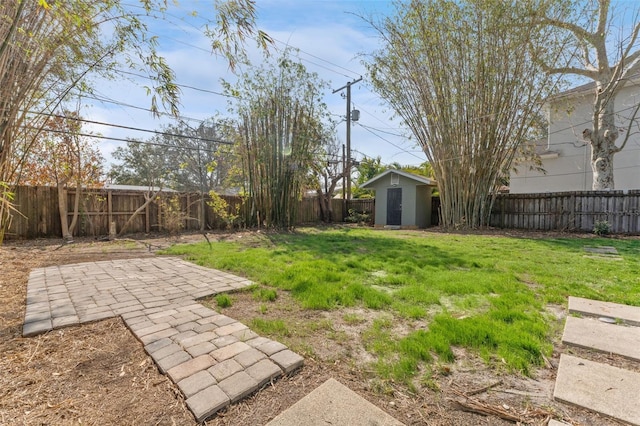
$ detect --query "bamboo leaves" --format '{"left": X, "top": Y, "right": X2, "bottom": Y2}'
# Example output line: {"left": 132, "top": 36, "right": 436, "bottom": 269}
{"left": 366, "top": 0, "right": 561, "bottom": 228}
{"left": 226, "top": 50, "right": 329, "bottom": 228}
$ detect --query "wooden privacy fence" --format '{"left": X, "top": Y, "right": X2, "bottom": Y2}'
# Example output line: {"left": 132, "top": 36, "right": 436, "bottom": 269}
{"left": 10, "top": 186, "right": 640, "bottom": 239}
{"left": 6, "top": 186, "right": 376, "bottom": 240}
{"left": 490, "top": 191, "right": 640, "bottom": 234}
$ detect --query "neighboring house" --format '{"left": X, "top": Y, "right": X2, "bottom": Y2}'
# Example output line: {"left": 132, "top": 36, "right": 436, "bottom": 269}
{"left": 361, "top": 169, "right": 437, "bottom": 229}
{"left": 510, "top": 78, "right": 640, "bottom": 193}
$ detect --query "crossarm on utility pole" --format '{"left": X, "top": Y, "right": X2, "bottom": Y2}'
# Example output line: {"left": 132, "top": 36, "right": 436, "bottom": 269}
{"left": 332, "top": 77, "right": 362, "bottom": 200}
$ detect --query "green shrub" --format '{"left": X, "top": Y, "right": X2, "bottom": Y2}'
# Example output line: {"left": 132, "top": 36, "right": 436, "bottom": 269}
{"left": 593, "top": 220, "right": 611, "bottom": 236}
{"left": 345, "top": 208, "right": 371, "bottom": 225}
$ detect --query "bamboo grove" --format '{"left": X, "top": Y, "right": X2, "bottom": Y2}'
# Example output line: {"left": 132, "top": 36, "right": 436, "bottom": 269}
{"left": 228, "top": 52, "right": 329, "bottom": 228}
{"left": 366, "top": 0, "right": 565, "bottom": 228}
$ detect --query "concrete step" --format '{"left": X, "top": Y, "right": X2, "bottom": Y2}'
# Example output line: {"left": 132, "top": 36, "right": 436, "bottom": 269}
{"left": 562, "top": 316, "right": 640, "bottom": 362}
{"left": 554, "top": 354, "right": 640, "bottom": 425}
{"left": 267, "top": 378, "right": 405, "bottom": 426}
{"left": 569, "top": 296, "right": 640, "bottom": 326}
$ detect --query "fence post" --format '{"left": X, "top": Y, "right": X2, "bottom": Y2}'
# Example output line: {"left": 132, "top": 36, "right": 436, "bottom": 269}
{"left": 107, "top": 190, "right": 113, "bottom": 231}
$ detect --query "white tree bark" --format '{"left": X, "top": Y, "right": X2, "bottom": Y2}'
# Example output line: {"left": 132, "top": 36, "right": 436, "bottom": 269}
{"left": 543, "top": 0, "right": 640, "bottom": 190}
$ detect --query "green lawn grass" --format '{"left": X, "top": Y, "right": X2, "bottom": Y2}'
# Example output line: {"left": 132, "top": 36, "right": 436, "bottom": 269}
{"left": 164, "top": 227, "right": 640, "bottom": 382}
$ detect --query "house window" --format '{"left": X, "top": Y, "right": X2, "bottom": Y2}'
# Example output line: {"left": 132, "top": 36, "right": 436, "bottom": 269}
{"left": 390, "top": 173, "right": 399, "bottom": 186}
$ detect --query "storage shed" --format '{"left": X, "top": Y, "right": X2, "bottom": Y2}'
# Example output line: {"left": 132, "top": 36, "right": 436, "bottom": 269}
{"left": 361, "top": 170, "right": 437, "bottom": 229}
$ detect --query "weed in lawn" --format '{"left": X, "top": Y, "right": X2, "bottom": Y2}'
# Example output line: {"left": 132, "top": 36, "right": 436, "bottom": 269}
{"left": 215, "top": 294, "right": 233, "bottom": 308}
{"left": 308, "top": 318, "right": 334, "bottom": 332}
{"left": 420, "top": 369, "right": 441, "bottom": 392}
{"left": 393, "top": 302, "right": 428, "bottom": 319}
{"left": 258, "top": 304, "right": 268, "bottom": 314}
{"left": 342, "top": 313, "right": 366, "bottom": 325}
{"left": 362, "top": 316, "right": 396, "bottom": 359}
{"left": 448, "top": 294, "right": 488, "bottom": 312}
{"left": 290, "top": 342, "right": 315, "bottom": 358}
{"left": 253, "top": 287, "right": 278, "bottom": 302}
{"left": 369, "top": 378, "right": 395, "bottom": 396}
{"left": 249, "top": 318, "right": 291, "bottom": 337}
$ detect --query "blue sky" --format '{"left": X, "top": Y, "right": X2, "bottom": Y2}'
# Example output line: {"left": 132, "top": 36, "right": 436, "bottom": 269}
{"left": 86, "top": 0, "right": 427, "bottom": 169}
{"left": 85, "top": 0, "right": 640, "bottom": 171}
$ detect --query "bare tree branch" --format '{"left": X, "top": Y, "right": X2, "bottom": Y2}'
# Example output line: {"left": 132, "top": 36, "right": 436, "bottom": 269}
{"left": 540, "top": 16, "right": 594, "bottom": 44}
{"left": 613, "top": 100, "right": 640, "bottom": 153}
{"left": 540, "top": 64, "right": 599, "bottom": 78}
{"left": 620, "top": 21, "right": 640, "bottom": 62}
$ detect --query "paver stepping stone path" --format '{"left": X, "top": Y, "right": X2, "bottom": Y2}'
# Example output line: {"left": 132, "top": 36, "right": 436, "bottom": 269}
{"left": 554, "top": 354, "right": 640, "bottom": 425}
{"left": 569, "top": 296, "right": 640, "bottom": 326}
{"left": 583, "top": 246, "right": 619, "bottom": 255}
{"left": 22, "top": 257, "right": 304, "bottom": 423}
{"left": 562, "top": 316, "right": 640, "bottom": 362}
{"left": 554, "top": 297, "right": 640, "bottom": 425}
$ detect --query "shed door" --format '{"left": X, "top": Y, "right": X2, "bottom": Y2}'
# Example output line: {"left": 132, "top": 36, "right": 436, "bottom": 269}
{"left": 387, "top": 188, "right": 402, "bottom": 225}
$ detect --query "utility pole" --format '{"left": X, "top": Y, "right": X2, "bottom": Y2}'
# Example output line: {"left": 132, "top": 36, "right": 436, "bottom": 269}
{"left": 342, "top": 144, "right": 346, "bottom": 201}
{"left": 333, "top": 77, "right": 362, "bottom": 200}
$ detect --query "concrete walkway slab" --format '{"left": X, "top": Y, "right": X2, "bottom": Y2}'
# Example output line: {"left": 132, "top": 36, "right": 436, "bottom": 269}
{"left": 562, "top": 316, "right": 640, "bottom": 361}
{"left": 267, "top": 378, "right": 405, "bottom": 426}
{"left": 554, "top": 354, "right": 640, "bottom": 425}
{"left": 569, "top": 296, "right": 640, "bottom": 326}
{"left": 583, "top": 246, "right": 619, "bottom": 255}
{"left": 22, "top": 257, "right": 304, "bottom": 423}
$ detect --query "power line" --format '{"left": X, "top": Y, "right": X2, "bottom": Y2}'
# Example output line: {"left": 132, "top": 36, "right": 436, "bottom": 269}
{"left": 355, "top": 122, "right": 424, "bottom": 161}
{"left": 269, "top": 37, "right": 361, "bottom": 80}
{"left": 357, "top": 122, "right": 408, "bottom": 138}
{"left": 21, "top": 126, "right": 229, "bottom": 152}
{"left": 89, "top": 65, "right": 234, "bottom": 98}
{"left": 27, "top": 110, "right": 233, "bottom": 145}
{"left": 72, "top": 91, "right": 214, "bottom": 125}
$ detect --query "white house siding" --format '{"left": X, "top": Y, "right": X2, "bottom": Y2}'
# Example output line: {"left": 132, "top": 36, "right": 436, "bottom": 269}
{"left": 510, "top": 82, "right": 640, "bottom": 193}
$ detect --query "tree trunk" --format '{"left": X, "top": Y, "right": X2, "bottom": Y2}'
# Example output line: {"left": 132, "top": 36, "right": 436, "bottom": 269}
{"left": 317, "top": 191, "right": 333, "bottom": 223}
{"left": 117, "top": 189, "right": 162, "bottom": 237}
{"left": 590, "top": 143, "right": 615, "bottom": 190}
{"left": 587, "top": 91, "right": 618, "bottom": 190}
{"left": 68, "top": 182, "right": 82, "bottom": 236}
{"left": 57, "top": 185, "right": 72, "bottom": 239}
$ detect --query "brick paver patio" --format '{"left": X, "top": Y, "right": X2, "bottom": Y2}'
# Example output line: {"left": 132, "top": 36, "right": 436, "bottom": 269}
{"left": 22, "top": 257, "right": 304, "bottom": 422}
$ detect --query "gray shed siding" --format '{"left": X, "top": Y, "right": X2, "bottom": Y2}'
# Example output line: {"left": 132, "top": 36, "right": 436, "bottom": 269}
{"left": 415, "top": 185, "right": 432, "bottom": 228}
{"left": 368, "top": 173, "right": 430, "bottom": 228}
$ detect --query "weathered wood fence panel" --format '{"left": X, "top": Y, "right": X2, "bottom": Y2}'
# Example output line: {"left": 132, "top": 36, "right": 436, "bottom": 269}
{"left": 7, "top": 186, "right": 376, "bottom": 239}
{"left": 345, "top": 198, "right": 375, "bottom": 223}
{"left": 491, "top": 191, "right": 640, "bottom": 234}
{"left": 9, "top": 186, "right": 61, "bottom": 239}
{"left": 296, "top": 198, "right": 322, "bottom": 223}
{"left": 347, "top": 198, "right": 375, "bottom": 214}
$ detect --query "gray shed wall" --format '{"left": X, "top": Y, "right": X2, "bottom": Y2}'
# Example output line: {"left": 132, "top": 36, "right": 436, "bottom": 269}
{"left": 366, "top": 173, "right": 432, "bottom": 228}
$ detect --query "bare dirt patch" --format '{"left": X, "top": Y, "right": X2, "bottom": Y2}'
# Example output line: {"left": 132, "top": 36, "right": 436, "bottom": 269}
{"left": 0, "top": 231, "right": 629, "bottom": 425}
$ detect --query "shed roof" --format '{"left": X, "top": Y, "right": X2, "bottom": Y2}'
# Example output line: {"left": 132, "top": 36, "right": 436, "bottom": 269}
{"left": 361, "top": 169, "right": 437, "bottom": 189}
